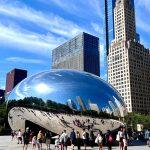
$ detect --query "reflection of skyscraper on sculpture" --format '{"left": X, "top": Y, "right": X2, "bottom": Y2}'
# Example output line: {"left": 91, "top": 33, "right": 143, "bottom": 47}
{"left": 76, "top": 96, "right": 87, "bottom": 111}
{"left": 105, "top": 106, "right": 112, "bottom": 114}
{"left": 88, "top": 99, "right": 100, "bottom": 113}
{"left": 108, "top": 100, "right": 119, "bottom": 116}
{"left": 66, "top": 99, "right": 77, "bottom": 110}
{"left": 113, "top": 96, "right": 127, "bottom": 117}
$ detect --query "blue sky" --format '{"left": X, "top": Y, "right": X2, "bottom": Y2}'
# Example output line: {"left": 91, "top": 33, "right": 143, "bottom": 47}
{"left": 0, "top": 0, "right": 150, "bottom": 90}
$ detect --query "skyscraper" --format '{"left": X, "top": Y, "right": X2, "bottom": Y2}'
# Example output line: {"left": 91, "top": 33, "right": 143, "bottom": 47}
{"left": 5, "top": 68, "right": 27, "bottom": 95}
{"left": 104, "top": 0, "right": 135, "bottom": 55}
{"left": 104, "top": 0, "right": 116, "bottom": 56}
{"left": 108, "top": 0, "right": 150, "bottom": 114}
{"left": 104, "top": 0, "right": 137, "bottom": 80}
{"left": 52, "top": 32, "right": 100, "bottom": 76}
{"left": 76, "top": 96, "right": 87, "bottom": 112}
{"left": 103, "top": 0, "right": 116, "bottom": 80}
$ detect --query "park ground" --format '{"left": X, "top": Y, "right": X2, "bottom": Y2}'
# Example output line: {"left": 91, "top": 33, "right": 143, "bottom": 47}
{"left": 0, "top": 136, "right": 149, "bottom": 150}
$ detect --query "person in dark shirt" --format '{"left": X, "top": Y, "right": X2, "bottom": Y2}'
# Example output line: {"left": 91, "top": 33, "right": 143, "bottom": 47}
{"left": 70, "top": 128, "right": 76, "bottom": 150}
{"left": 45, "top": 131, "right": 52, "bottom": 150}
{"left": 105, "top": 130, "right": 113, "bottom": 150}
{"left": 23, "top": 127, "right": 30, "bottom": 150}
{"left": 89, "top": 130, "right": 95, "bottom": 148}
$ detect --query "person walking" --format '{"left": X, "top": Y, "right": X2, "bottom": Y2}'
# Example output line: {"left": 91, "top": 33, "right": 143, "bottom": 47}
{"left": 17, "top": 129, "right": 22, "bottom": 144}
{"left": 45, "top": 131, "right": 52, "bottom": 150}
{"left": 76, "top": 131, "right": 81, "bottom": 150}
{"left": 95, "top": 131, "right": 103, "bottom": 150}
{"left": 23, "top": 127, "right": 30, "bottom": 150}
{"left": 105, "top": 130, "right": 113, "bottom": 150}
{"left": 37, "top": 130, "right": 44, "bottom": 150}
{"left": 70, "top": 129, "right": 76, "bottom": 150}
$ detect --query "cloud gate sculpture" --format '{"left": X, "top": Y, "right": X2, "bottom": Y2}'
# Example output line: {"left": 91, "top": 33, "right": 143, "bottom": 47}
{"left": 7, "top": 70, "right": 127, "bottom": 134}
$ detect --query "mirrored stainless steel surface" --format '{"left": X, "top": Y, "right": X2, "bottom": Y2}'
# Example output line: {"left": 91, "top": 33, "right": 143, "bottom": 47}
{"left": 7, "top": 70, "right": 127, "bottom": 117}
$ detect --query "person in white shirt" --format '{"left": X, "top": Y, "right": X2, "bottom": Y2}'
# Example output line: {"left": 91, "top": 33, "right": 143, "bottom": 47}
{"left": 17, "top": 129, "right": 22, "bottom": 144}
{"left": 117, "top": 127, "right": 124, "bottom": 150}
{"left": 95, "top": 131, "right": 103, "bottom": 150}
{"left": 82, "top": 129, "right": 88, "bottom": 150}
{"left": 60, "top": 130, "right": 68, "bottom": 150}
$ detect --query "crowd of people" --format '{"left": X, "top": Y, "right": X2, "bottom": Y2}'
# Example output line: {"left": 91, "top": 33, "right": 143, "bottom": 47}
{"left": 11, "top": 126, "right": 150, "bottom": 150}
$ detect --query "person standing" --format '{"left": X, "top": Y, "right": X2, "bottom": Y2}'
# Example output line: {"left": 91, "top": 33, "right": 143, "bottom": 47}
{"left": 17, "top": 129, "right": 22, "bottom": 144}
{"left": 89, "top": 130, "right": 95, "bottom": 148}
{"left": 32, "top": 136, "right": 37, "bottom": 149}
{"left": 95, "top": 131, "right": 103, "bottom": 150}
{"left": 45, "top": 131, "right": 52, "bottom": 150}
{"left": 23, "top": 127, "right": 30, "bottom": 150}
{"left": 123, "top": 127, "right": 128, "bottom": 150}
{"left": 82, "top": 129, "right": 87, "bottom": 150}
{"left": 105, "top": 130, "right": 113, "bottom": 150}
{"left": 11, "top": 130, "right": 15, "bottom": 141}
{"left": 70, "top": 129, "right": 76, "bottom": 150}
{"left": 60, "top": 130, "right": 68, "bottom": 150}
{"left": 76, "top": 131, "right": 81, "bottom": 150}
{"left": 37, "top": 130, "right": 44, "bottom": 150}
{"left": 117, "top": 127, "right": 124, "bottom": 150}
{"left": 55, "top": 135, "right": 60, "bottom": 149}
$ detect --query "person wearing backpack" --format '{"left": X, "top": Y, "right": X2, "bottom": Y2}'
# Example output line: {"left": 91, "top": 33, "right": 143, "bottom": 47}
{"left": 105, "top": 130, "right": 113, "bottom": 150}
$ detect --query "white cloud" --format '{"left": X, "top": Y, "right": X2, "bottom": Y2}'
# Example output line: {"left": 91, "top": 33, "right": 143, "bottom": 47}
{"left": 0, "top": 23, "right": 65, "bottom": 56}
{"left": 5, "top": 57, "right": 46, "bottom": 65}
{"left": 91, "top": 23, "right": 103, "bottom": 35}
{"left": 40, "top": 0, "right": 103, "bottom": 19}
{"left": 0, "top": 1, "right": 84, "bottom": 38}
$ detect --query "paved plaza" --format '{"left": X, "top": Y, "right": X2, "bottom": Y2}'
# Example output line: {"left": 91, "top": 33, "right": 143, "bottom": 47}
{"left": 0, "top": 136, "right": 149, "bottom": 150}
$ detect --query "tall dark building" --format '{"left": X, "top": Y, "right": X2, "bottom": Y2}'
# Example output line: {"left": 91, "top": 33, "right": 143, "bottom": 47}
{"left": 52, "top": 32, "right": 100, "bottom": 76}
{"left": 104, "top": 0, "right": 116, "bottom": 56}
{"left": 0, "top": 89, "right": 5, "bottom": 103}
{"left": 5, "top": 68, "right": 27, "bottom": 94}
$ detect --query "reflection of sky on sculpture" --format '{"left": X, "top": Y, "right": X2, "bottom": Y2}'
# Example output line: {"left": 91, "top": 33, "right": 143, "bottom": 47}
{"left": 8, "top": 70, "right": 126, "bottom": 116}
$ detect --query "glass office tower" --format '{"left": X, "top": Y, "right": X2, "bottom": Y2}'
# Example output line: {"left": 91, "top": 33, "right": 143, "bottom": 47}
{"left": 52, "top": 32, "right": 100, "bottom": 76}
{"left": 104, "top": 0, "right": 116, "bottom": 56}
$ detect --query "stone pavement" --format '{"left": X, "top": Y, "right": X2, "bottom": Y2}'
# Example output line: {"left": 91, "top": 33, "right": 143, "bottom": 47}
{"left": 0, "top": 136, "right": 149, "bottom": 150}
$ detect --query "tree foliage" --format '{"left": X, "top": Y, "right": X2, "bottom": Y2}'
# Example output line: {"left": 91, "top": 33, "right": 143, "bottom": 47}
{"left": 124, "top": 112, "right": 150, "bottom": 130}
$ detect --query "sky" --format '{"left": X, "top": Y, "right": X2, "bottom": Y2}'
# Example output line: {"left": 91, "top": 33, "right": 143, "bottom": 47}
{"left": 0, "top": 0, "right": 150, "bottom": 90}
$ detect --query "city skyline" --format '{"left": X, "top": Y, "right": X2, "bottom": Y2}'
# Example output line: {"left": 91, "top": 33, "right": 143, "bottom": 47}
{"left": 0, "top": 0, "right": 150, "bottom": 90}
